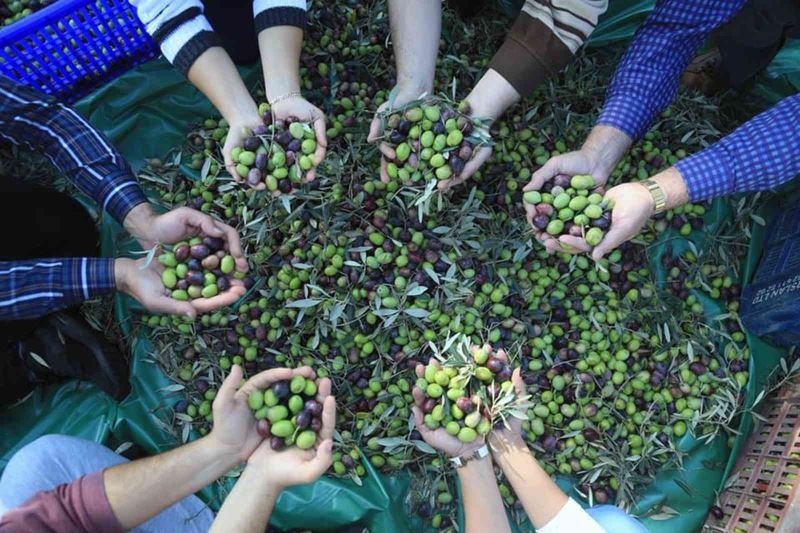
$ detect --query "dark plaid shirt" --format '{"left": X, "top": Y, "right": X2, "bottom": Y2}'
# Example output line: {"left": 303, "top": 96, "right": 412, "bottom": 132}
{"left": 0, "top": 75, "right": 147, "bottom": 320}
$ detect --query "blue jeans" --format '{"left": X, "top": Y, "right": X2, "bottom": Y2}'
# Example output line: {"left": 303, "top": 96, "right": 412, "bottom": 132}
{"left": 0, "top": 435, "right": 215, "bottom": 532}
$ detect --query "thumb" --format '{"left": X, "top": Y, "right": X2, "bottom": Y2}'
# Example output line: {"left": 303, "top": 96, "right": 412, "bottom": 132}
{"left": 511, "top": 368, "right": 526, "bottom": 396}
{"left": 219, "top": 364, "right": 244, "bottom": 404}
{"left": 591, "top": 220, "right": 629, "bottom": 262}
{"left": 151, "top": 296, "right": 197, "bottom": 319}
{"left": 368, "top": 116, "right": 382, "bottom": 143}
{"left": 180, "top": 208, "right": 225, "bottom": 238}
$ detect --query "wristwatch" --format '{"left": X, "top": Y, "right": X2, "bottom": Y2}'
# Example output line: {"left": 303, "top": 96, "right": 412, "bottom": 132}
{"left": 640, "top": 179, "right": 667, "bottom": 214}
{"left": 450, "top": 445, "right": 490, "bottom": 469}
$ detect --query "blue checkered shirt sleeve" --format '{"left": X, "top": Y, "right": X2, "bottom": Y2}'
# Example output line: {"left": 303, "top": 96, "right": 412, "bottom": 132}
{"left": 0, "top": 74, "right": 147, "bottom": 223}
{"left": 597, "top": 0, "right": 746, "bottom": 140}
{"left": 675, "top": 94, "right": 800, "bottom": 201}
{"left": 0, "top": 258, "right": 116, "bottom": 320}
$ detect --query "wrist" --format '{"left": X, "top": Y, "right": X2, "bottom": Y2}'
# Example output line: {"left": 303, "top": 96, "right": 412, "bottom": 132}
{"left": 582, "top": 125, "right": 633, "bottom": 178}
{"left": 652, "top": 167, "right": 690, "bottom": 211}
{"left": 204, "top": 432, "right": 249, "bottom": 471}
{"left": 113, "top": 258, "right": 133, "bottom": 294}
{"left": 123, "top": 203, "right": 157, "bottom": 243}
{"left": 456, "top": 454, "right": 494, "bottom": 479}
{"left": 394, "top": 80, "right": 432, "bottom": 103}
{"left": 465, "top": 69, "right": 519, "bottom": 122}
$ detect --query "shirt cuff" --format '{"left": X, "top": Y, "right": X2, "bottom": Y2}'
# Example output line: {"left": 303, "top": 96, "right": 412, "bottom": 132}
{"left": 96, "top": 171, "right": 148, "bottom": 224}
{"left": 84, "top": 472, "right": 125, "bottom": 533}
{"left": 539, "top": 498, "right": 603, "bottom": 533}
{"left": 674, "top": 143, "right": 734, "bottom": 202}
{"left": 489, "top": 13, "right": 572, "bottom": 96}
{"left": 597, "top": 94, "right": 655, "bottom": 142}
{"left": 254, "top": 0, "right": 307, "bottom": 34}
{"left": 62, "top": 258, "right": 117, "bottom": 307}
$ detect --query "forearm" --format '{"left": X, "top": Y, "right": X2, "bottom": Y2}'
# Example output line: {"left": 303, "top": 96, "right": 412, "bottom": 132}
{"left": 210, "top": 464, "right": 280, "bottom": 533}
{"left": 492, "top": 437, "right": 567, "bottom": 528}
{"left": 104, "top": 436, "right": 240, "bottom": 529}
{"left": 0, "top": 258, "right": 116, "bottom": 320}
{"left": 457, "top": 456, "right": 511, "bottom": 533}
{"left": 388, "top": 0, "right": 441, "bottom": 97}
{"left": 258, "top": 26, "right": 304, "bottom": 102}
{"left": 188, "top": 47, "right": 260, "bottom": 126}
{"left": 674, "top": 94, "right": 800, "bottom": 202}
{"left": 466, "top": 69, "right": 520, "bottom": 122}
{"left": 581, "top": 125, "right": 633, "bottom": 178}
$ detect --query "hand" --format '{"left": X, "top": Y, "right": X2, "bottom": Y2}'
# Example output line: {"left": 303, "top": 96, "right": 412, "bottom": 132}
{"left": 411, "top": 360, "right": 485, "bottom": 458}
{"left": 244, "top": 370, "right": 336, "bottom": 490}
{"left": 555, "top": 181, "right": 655, "bottom": 261}
{"left": 437, "top": 142, "right": 493, "bottom": 192}
{"left": 124, "top": 205, "right": 248, "bottom": 274}
{"left": 207, "top": 365, "right": 264, "bottom": 463}
{"left": 223, "top": 115, "right": 265, "bottom": 188}
{"left": 272, "top": 96, "right": 327, "bottom": 182}
{"left": 115, "top": 257, "right": 246, "bottom": 318}
{"left": 368, "top": 86, "right": 429, "bottom": 183}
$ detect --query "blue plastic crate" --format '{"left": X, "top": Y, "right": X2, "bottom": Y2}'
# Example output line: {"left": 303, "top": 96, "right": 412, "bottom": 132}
{"left": 741, "top": 203, "right": 800, "bottom": 347}
{"left": 0, "top": 0, "right": 157, "bottom": 102}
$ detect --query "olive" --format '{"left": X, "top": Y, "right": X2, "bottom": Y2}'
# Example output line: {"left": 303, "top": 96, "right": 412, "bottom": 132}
{"left": 174, "top": 244, "right": 190, "bottom": 262}
{"left": 190, "top": 244, "right": 210, "bottom": 260}
{"left": 272, "top": 381, "right": 290, "bottom": 399}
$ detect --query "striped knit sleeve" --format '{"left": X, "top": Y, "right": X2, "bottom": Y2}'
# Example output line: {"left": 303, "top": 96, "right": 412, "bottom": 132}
{"left": 490, "top": 0, "right": 607, "bottom": 96}
{"left": 128, "top": 0, "right": 222, "bottom": 76}
{"left": 254, "top": 0, "right": 308, "bottom": 35}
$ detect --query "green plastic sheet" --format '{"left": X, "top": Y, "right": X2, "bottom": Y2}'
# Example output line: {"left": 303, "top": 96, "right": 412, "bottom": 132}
{"left": 1, "top": 4, "right": 798, "bottom": 531}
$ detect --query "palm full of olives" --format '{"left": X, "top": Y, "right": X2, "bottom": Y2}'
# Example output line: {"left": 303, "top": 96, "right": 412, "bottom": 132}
{"left": 232, "top": 108, "right": 317, "bottom": 193}
{"left": 249, "top": 375, "right": 324, "bottom": 451}
{"left": 159, "top": 235, "right": 236, "bottom": 301}
{"left": 381, "top": 99, "right": 485, "bottom": 183}
{"left": 417, "top": 347, "right": 516, "bottom": 444}
{"left": 524, "top": 174, "right": 612, "bottom": 247}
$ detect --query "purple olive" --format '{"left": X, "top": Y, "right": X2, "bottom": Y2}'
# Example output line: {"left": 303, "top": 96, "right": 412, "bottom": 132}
{"left": 432, "top": 122, "right": 445, "bottom": 135}
{"left": 390, "top": 131, "right": 405, "bottom": 144}
{"left": 296, "top": 411, "right": 312, "bottom": 429}
{"left": 186, "top": 258, "right": 201, "bottom": 271}
{"left": 532, "top": 214, "right": 550, "bottom": 231}
{"left": 275, "top": 130, "right": 292, "bottom": 147}
{"left": 247, "top": 168, "right": 262, "bottom": 187}
{"left": 449, "top": 155, "right": 465, "bottom": 175}
{"left": 423, "top": 398, "right": 437, "bottom": 414}
{"left": 272, "top": 381, "right": 290, "bottom": 399}
{"left": 216, "top": 276, "right": 231, "bottom": 292}
{"left": 496, "top": 366, "right": 513, "bottom": 382}
{"left": 182, "top": 347, "right": 196, "bottom": 361}
{"left": 255, "top": 152, "right": 268, "bottom": 170}
{"left": 554, "top": 175, "right": 571, "bottom": 188}
{"left": 310, "top": 417, "right": 322, "bottom": 432}
{"left": 253, "top": 124, "right": 268, "bottom": 136}
{"left": 201, "top": 255, "right": 220, "bottom": 270}
{"left": 176, "top": 279, "right": 189, "bottom": 291}
{"left": 174, "top": 244, "right": 190, "bottom": 262}
{"left": 243, "top": 136, "right": 260, "bottom": 151}
{"left": 196, "top": 379, "right": 209, "bottom": 393}
{"left": 458, "top": 144, "right": 473, "bottom": 161}
{"left": 342, "top": 455, "right": 354, "bottom": 468}
{"left": 175, "top": 399, "right": 189, "bottom": 413}
{"left": 255, "top": 325, "right": 267, "bottom": 341}
{"left": 203, "top": 236, "right": 224, "bottom": 252}
{"left": 285, "top": 151, "right": 296, "bottom": 166}
{"left": 190, "top": 244, "right": 210, "bottom": 260}
{"left": 256, "top": 419, "right": 270, "bottom": 438}
{"left": 288, "top": 139, "right": 302, "bottom": 153}
{"left": 542, "top": 435, "right": 558, "bottom": 451}
{"left": 270, "top": 436, "right": 286, "bottom": 451}
{"left": 186, "top": 270, "right": 204, "bottom": 286}
{"left": 689, "top": 362, "right": 707, "bottom": 375}
{"left": 594, "top": 488, "right": 609, "bottom": 505}
{"left": 486, "top": 357, "right": 504, "bottom": 374}
{"left": 582, "top": 428, "right": 600, "bottom": 441}
{"left": 456, "top": 397, "right": 474, "bottom": 414}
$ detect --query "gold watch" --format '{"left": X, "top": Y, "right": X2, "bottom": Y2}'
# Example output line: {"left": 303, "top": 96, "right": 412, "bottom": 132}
{"left": 641, "top": 179, "right": 667, "bottom": 214}
{"left": 450, "top": 445, "right": 489, "bottom": 469}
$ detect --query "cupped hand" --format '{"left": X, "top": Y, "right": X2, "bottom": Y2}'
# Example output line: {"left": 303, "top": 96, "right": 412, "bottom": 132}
{"left": 437, "top": 143, "right": 492, "bottom": 192}
{"left": 271, "top": 96, "right": 327, "bottom": 182}
{"left": 411, "top": 361, "right": 485, "bottom": 458}
{"left": 207, "top": 365, "right": 264, "bottom": 463}
{"left": 223, "top": 116, "right": 265, "bottom": 187}
{"left": 368, "top": 87, "right": 428, "bottom": 183}
{"left": 244, "top": 369, "right": 336, "bottom": 489}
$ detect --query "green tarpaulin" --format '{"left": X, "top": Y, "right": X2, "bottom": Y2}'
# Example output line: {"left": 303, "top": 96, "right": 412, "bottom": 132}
{"left": 1, "top": 4, "right": 797, "bottom": 532}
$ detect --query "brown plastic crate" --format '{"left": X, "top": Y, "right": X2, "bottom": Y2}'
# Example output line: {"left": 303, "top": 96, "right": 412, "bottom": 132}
{"left": 704, "top": 385, "right": 800, "bottom": 532}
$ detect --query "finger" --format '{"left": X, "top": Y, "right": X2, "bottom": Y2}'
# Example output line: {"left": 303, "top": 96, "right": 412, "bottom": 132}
{"left": 304, "top": 168, "right": 317, "bottom": 183}
{"left": 313, "top": 115, "right": 328, "bottom": 150}
{"left": 412, "top": 405, "right": 428, "bottom": 433}
{"left": 149, "top": 295, "right": 197, "bottom": 320}
{"left": 189, "top": 284, "right": 246, "bottom": 314}
{"left": 179, "top": 208, "right": 224, "bottom": 239}
{"left": 412, "top": 386, "right": 425, "bottom": 406}
{"left": 379, "top": 143, "right": 396, "bottom": 160}
{"left": 238, "top": 367, "right": 297, "bottom": 398}
{"left": 559, "top": 235, "right": 592, "bottom": 253}
{"left": 379, "top": 157, "right": 390, "bottom": 184}
{"left": 319, "top": 395, "right": 336, "bottom": 441}
{"left": 293, "top": 366, "right": 316, "bottom": 380}
{"left": 591, "top": 224, "right": 629, "bottom": 262}
{"left": 524, "top": 203, "right": 537, "bottom": 227}
{"left": 298, "top": 438, "right": 333, "bottom": 482}
{"left": 367, "top": 117, "right": 382, "bottom": 143}
{"left": 511, "top": 367, "right": 526, "bottom": 396}
{"left": 216, "top": 364, "right": 244, "bottom": 406}
{"left": 439, "top": 147, "right": 491, "bottom": 191}
{"left": 316, "top": 377, "right": 331, "bottom": 399}
{"left": 214, "top": 224, "right": 247, "bottom": 272}
{"left": 524, "top": 159, "right": 559, "bottom": 192}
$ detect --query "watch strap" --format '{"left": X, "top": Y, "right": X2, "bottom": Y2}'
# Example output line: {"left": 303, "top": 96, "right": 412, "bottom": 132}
{"left": 450, "top": 445, "right": 489, "bottom": 469}
{"left": 641, "top": 179, "right": 667, "bottom": 214}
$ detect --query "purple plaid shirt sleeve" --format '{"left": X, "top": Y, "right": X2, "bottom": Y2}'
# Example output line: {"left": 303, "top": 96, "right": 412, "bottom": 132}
{"left": 0, "top": 259, "right": 116, "bottom": 320}
{"left": 597, "top": 0, "right": 745, "bottom": 140}
{"left": 0, "top": 74, "right": 147, "bottom": 223}
{"left": 675, "top": 94, "right": 800, "bottom": 201}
